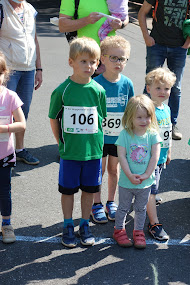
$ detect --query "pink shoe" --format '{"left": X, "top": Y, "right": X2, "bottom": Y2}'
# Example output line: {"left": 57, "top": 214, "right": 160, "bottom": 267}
{"left": 133, "top": 230, "right": 146, "bottom": 249}
{"left": 113, "top": 228, "right": 133, "bottom": 247}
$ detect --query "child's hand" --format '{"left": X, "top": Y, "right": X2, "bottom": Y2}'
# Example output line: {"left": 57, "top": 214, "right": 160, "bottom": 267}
{"left": 128, "top": 174, "right": 142, "bottom": 185}
{"left": 110, "top": 18, "right": 122, "bottom": 30}
{"left": 139, "top": 173, "right": 149, "bottom": 183}
{"left": 166, "top": 150, "right": 171, "bottom": 165}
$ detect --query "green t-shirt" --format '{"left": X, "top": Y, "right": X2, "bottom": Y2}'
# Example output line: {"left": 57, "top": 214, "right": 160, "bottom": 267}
{"left": 60, "top": 0, "right": 115, "bottom": 45}
{"left": 115, "top": 129, "right": 162, "bottom": 189}
{"left": 49, "top": 77, "right": 107, "bottom": 161}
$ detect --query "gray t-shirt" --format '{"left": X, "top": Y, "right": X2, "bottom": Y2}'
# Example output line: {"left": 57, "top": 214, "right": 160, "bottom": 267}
{"left": 147, "top": 0, "right": 188, "bottom": 47}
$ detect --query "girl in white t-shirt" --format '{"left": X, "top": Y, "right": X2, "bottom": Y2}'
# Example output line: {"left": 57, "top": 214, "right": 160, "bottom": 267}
{"left": 113, "top": 95, "right": 161, "bottom": 249}
{"left": 0, "top": 52, "right": 26, "bottom": 243}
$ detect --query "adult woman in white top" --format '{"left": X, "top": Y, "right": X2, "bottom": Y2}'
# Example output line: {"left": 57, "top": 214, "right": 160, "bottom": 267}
{"left": 0, "top": 0, "right": 42, "bottom": 165}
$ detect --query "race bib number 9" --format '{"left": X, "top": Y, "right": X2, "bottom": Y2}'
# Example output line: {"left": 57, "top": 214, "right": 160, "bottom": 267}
{"left": 159, "top": 124, "right": 172, "bottom": 148}
{"left": 0, "top": 116, "right": 10, "bottom": 142}
{"left": 102, "top": 112, "right": 123, "bottom": 136}
{"left": 64, "top": 106, "right": 98, "bottom": 134}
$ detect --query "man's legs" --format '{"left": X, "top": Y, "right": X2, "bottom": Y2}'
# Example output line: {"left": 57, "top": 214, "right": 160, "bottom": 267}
{"left": 167, "top": 46, "right": 187, "bottom": 139}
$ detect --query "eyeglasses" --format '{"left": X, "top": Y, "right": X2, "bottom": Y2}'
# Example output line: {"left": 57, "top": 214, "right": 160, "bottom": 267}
{"left": 103, "top": 55, "right": 128, "bottom": 63}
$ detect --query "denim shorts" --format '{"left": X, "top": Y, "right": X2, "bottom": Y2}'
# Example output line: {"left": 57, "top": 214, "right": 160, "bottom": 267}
{"left": 59, "top": 158, "right": 102, "bottom": 195}
{"left": 151, "top": 164, "right": 164, "bottom": 195}
{"left": 7, "top": 70, "right": 35, "bottom": 120}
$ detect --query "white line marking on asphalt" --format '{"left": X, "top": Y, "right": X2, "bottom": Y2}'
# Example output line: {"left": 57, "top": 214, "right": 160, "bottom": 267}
{"left": 0, "top": 235, "right": 190, "bottom": 246}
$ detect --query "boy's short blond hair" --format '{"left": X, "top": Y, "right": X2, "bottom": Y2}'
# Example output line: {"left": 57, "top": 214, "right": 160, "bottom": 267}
{"left": 145, "top": 67, "right": 176, "bottom": 88}
{"left": 69, "top": 37, "right": 101, "bottom": 60}
{"left": 100, "top": 35, "right": 131, "bottom": 57}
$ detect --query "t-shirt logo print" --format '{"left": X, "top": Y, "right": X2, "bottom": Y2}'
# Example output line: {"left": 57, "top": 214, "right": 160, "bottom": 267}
{"left": 130, "top": 144, "right": 148, "bottom": 163}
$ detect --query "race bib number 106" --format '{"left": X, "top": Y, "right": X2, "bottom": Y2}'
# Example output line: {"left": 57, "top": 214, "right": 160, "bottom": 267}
{"left": 64, "top": 106, "right": 98, "bottom": 134}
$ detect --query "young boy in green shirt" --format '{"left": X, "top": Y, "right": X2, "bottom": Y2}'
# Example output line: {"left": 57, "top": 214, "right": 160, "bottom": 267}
{"left": 49, "top": 37, "right": 107, "bottom": 248}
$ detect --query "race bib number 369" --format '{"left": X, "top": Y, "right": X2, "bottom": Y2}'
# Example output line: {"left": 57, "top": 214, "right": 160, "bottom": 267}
{"left": 64, "top": 106, "right": 98, "bottom": 134}
{"left": 102, "top": 112, "right": 123, "bottom": 136}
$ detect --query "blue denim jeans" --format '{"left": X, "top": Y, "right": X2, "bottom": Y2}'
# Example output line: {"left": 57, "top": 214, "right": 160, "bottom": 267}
{"left": 0, "top": 167, "right": 12, "bottom": 217}
{"left": 7, "top": 70, "right": 35, "bottom": 120}
{"left": 146, "top": 44, "right": 187, "bottom": 124}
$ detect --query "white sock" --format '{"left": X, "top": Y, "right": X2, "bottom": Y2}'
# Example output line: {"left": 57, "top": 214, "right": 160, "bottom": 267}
{"left": 16, "top": 149, "right": 24, "bottom": 153}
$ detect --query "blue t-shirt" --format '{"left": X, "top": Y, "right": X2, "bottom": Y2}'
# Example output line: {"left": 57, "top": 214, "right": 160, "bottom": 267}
{"left": 156, "top": 104, "right": 171, "bottom": 165}
{"left": 94, "top": 74, "right": 134, "bottom": 144}
{"left": 115, "top": 129, "right": 162, "bottom": 189}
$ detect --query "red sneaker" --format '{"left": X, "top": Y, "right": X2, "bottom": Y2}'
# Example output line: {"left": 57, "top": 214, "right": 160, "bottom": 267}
{"left": 113, "top": 228, "right": 133, "bottom": 247}
{"left": 133, "top": 230, "right": 146, "bottom": 249}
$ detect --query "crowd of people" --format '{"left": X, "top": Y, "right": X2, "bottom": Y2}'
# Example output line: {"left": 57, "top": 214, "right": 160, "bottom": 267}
{"left": 0, "top": 0, "right": 189, "bottom": 248}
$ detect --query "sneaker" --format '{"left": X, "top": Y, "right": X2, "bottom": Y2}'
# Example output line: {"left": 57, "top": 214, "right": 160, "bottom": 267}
{"left": 133, "top": 230, "right": 146, "bottom": 249}
{"left": 62, "top": 224, "right": 77, "bottom": 248}
{"left": 78, "top": 222, "right": 95, "bottom": 246}
{"left": 105, "top": 202, "right": 118, "bottom": 221}
{"left": 1, "top": 225, "right": 16, "bottom": 243}
{"left": 172, "top": 124, "right": 182, "bottom": 140}
{"left": 91, "top": 204, "right": 108, "bottom": 223}
{"left": 156, "top": 196, "right": 162, "bottom": 206}
{"left": 113, "top": 228, "right": 133, "bottom": 247}
{"left": 16, "top": 149, "right": 40, "bottom": 165}
{"left": 148, "top": 223, "right": 169, "bottom": 241}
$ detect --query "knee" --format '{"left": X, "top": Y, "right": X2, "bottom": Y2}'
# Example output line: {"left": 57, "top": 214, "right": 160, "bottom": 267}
{"left": 107, "top": 165, "right": 118, "bottom": 176}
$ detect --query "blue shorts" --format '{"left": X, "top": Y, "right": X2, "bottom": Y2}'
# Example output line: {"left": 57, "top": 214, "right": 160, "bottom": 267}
{"left": 59, "top": 158, "right": 102, "bottom": 195}
{"left": 151, "top": 164, "right": 164, "bottom": 195}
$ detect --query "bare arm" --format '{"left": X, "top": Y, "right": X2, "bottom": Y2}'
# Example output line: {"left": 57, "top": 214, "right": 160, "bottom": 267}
{"left": 182, "top": 36, "right": 190, "bottom": 49}
{"left": 166, "top": 147, "right": 171, "bottom": 165}
{"left": 117, "top": 145, "right": 142, "bottom": 185}
{"left": 59, "top": 13, "right": 103, "bottom": 33}
{"left": 0, "top": 107, "right": 26, "bottom": 133}
{"left": 35, "top": 33, "right": 43, "bottom": 90}
{"left": 138, "top": 1, "right": 155, "bottom": 46}
{"left": 140, "top": 142, "right": 160, "bottom": 182}
{"left": 50, "top": 118, "right": 59, "bottom": 145}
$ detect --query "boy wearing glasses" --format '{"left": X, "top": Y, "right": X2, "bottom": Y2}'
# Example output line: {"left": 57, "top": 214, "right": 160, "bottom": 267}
{"left": 91, "top": 35, "right": 134, "bottom": 223}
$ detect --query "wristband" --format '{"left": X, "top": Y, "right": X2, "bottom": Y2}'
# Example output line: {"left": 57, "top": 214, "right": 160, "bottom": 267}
{"left": 36, "top": 68, "right": 43, "bottom": 72}
{"left": 7, "top": 124, "right": 9, "bottom": 133}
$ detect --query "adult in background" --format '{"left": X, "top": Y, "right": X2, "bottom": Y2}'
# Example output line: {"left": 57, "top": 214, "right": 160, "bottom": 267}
{"left": 0, "top": 0, "right": 42, "bottom": 164}
{"left": 58, "top": 0, "right": 129, "bottom": 75}
{"left": 138, "top": 0, "right": 190, "bottom": 140}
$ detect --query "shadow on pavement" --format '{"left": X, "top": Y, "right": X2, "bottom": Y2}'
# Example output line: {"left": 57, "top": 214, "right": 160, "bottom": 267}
{"left": 12, "top": 144, "right": 59, "bottom": 176}
{"left": 0, "top": 217, "right": 189, "bottom": 285}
